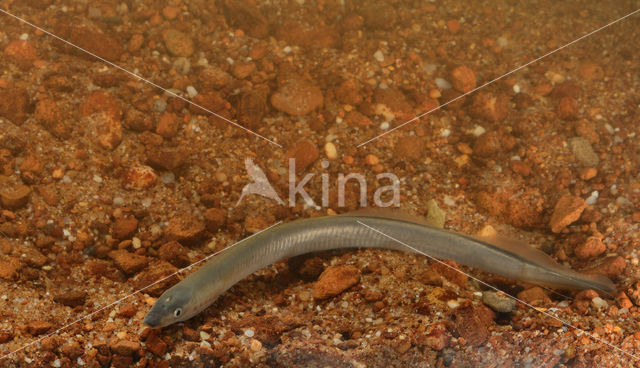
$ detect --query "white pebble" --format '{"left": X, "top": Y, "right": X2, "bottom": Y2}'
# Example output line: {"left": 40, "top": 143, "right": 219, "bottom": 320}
{"left": 373, "top": 50, "right": 384, "bottom": 62}
{"left": 380, "top": 122, "right": 390, "bottom": 130}
{"left": 186, "top": 86, "right": 198, "bottom": 98}
{"left": 19, "top": 33, "right": 29, "bottom": 41}
{"left": 324, "top": 142, "right": 338, "bottom": 159}
{"left": 440, "top": 128, "right": 451, "bottom": 137}
{"left": 132, "top": 237, "right": 141, "bottom": 249}
{"left": 283, "top": 46, "right": 292, "bottom": 53}
{"left": 585, "top": 191, "right": 599, "bottom": 205}
{"left": 244, "top": 329, "right": 255, "bottom": 338}
{"left": 591, "top": 297, "right": 608, "bottom": 310}
{"left": 470, "top": 125, "right": 486, "bottom": 137}
{"left": 435, "top": 78, "right": 452, "bottom": 89}
{"left": 513, "top": 84, "right": 521, "bottom": 93}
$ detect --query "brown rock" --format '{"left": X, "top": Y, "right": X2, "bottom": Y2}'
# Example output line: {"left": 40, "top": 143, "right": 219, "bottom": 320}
{"left": 133, "top": 261, "right": 179, "bottom": 297}
{"left": 111, "top": 355, "right": 133, "bottom": 368}
{"left": 238, "top": 88, "right": 268, "bottom": 130}
{"left": 344, "top": 110, "right": 372, "bottom": 127}
{"left": 450, "top": 66, "right": 476, "bottom": 93}
{"left": 37, "top": 184, "right": 60, "bottom": 206}
{"left": 111, "top": 340, "right": 140, "bottom": 356}
{"left": 0, "top": 331, "right": 13, "bottom": 344}
{"left": 574, "top": 236, "right": 606, "bottom": 260}
{"left": 198, "top": 66, "right": 232, "bottom": 90}
{"left": 584, "top": 256, "right": 625, "bottom": 280}
{"left": 40, "top": 336, "right": 58, "bottom": 351}
{"left": 92, "top": 114, "right": 123, "bottom": 150}
{"left": 204, "top": 207, "right": 227, "bottom": 232}
{"left": 577, "top": 62, "right": 603, "bottom": 81}
{"left": 23, "top": 247, "right": 47, "bottom": 267}
{"left": 56, "top": 24, "right": 123, "bottom": 62}
{"left": 431, "top": 259, "right": 467, "bottom": 286}
{"left": 335, "top": 79, "right": 363, "bottom": 105}
{"left": 26, "top": 321, "right": 53, "bottom": 336}
{"left": 61, "top": 342, "right": 83, "bottom": 360}
{"left": 155, "top": 113, "right": 180, "bottom": 138}
{"left": 0, "top": 239, "right": 11, "bottom": 254}
{"left": 289, "top": 256, "right": 325, "bottom": 281}
{"left": 4, "top": 40, "right": 37, "bottom": 68}
{"left": 81, "top": 90, "right": 122, "bottom": 120}
{"left": 124, "top": 108, "right": 154, "bottom": 132}
{"left": 579, "top": 167, "right": 597, "bottom": 181}
{"left": 549, "top": 195, "right": 587, "bottom": 233}
{"left": 0, "top": 257, "right": 19, "bottom": 280}
{"left": 360, "top": 3, "right": 396, "bottom": 29}
{"left": 231, "top": 61, "right": 256, "bottom": 79}
{"left": 472, "top": 131, "right": 515, "bottom": 157}
{"left": 551, "top": 81, "right": 582, "bottom": 100}
{"left": 190, "top": 91, "right": 230, "bottom": 115}
{"left": 112, "top": 217, "right": 139, "bottom": 240}
{"left": 271, "top": 78, "right": 323, "bottom": 115}
{"left": 162, "top": 5, "right": 180, "bottom": 20}
{"left": 313, "top": 265, "right": 361, "bottom": 300}
{"left": 158, "top": 241, "right": 191, "bottom": 268}
{"left": 469, "top": 92, "right": 509, "bottom": 122}
{"left": 108, "top": 250, "right": 148, "bottom": 275}
{"left": 35, "top": 98, "right": 67, "bottom": 138}
{"left": 165, "top": 214, "right": 206, "bottom": 245}
{"left": 626, "top": 281, "right": 640, "bottom": 307}
{"left": 556, "top": 96, "right": 579, "bottom": 120}
{"left": 454, "top": 305, "right": 492, "bottom": 347}
{"left": 394, "top": 136, "right": 424, "bottom": 161}
{"left": 516, "top": 286, "right": 551, "bottom": 305}
{"left": 0, "top": 184, "right": 31, "bottom": 209}
{"left": 373, "top": 87, "right": 413, "bottom": 121}
{"left": 162, "top": 29, "right": 194, "bottom": 57}
{"left": 146, "top": 148, "right": 188, "bottom": 171}
{"left": 122, "top": 165, "right": 158, "bottom": 190}
{"left": 0, "top": 87, "right": 30, "bottom": 125}
{"left": 145, "top": 333, "right": 167, "bottom": 356}
{"left": 286, "top": 140, "right": 319, "bottom": 173}
{"left": 244, "top": 215, "right": 270, "bottom": 233}
{"left": 223, "top": 0, "right": 269, "bottom": 39}
{"left": 54, "top": 290, "right": 87, "bottom": 307}
{"left": 117, "top": 304, "right": 137, "bottom": 318}
{"left": 421, "top": 322, "right": 450, "bottom": 351}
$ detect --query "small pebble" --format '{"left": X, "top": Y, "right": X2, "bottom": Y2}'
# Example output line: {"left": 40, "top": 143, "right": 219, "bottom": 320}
{"left": 373, "top": 50, "right": 384, "bottom": 62}
{"left": 244, "top": 329, "right": 255, "bottom": 338}
{"left": 324, "top": 142, "right": 338, "bottom": 159}
{"left": 435, "top": 78, "right": 452, "bottom": 89}
{"left": 482, "top": 291, "right": 516, "bottom": 313}
{"left": 186, "top": 86, "right": 198, "bottom": 98}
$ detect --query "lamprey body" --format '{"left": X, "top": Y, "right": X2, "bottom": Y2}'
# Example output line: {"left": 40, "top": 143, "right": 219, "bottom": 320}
{"left": 144, "top": 213, "right": 615, "bottom": 328}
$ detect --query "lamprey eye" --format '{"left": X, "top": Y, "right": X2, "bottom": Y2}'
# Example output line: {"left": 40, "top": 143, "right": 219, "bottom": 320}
{"left": 174, "top": 308, "right": 182, "bottom": 317}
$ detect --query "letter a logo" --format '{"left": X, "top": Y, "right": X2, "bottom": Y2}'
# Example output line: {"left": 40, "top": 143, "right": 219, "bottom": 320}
{"left": 236, "top": 158, "right": 284, "bottom": 206}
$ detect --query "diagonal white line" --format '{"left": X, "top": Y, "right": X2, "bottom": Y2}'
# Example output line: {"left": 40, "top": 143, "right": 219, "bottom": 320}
{"left": 0, "top": 8, "right": 282, "bottom": 148}
{"left": 355, "top": 220, "right": 639, "bottom": 361}
{"left": 0, "top": 221, "right": 282, "bottom": 361}
{"left": 357, "top": 8, "right": 640, "bottom": 148}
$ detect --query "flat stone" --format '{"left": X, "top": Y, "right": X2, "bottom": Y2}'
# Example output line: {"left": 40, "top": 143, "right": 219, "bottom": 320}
{"left": 482, "top": 291, "right": 516, "bottom": 313}
{"left": 0, "top": 184, "right": 31, "bottom": 209}
{"left": 568, "top": 137, "right": 599, "bottom": 167}
{"left": 549, "top": 195, "right": 587, "bottom": 233}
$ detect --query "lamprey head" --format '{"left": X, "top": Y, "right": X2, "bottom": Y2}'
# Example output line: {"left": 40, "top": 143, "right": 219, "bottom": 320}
{"left": 143, "top": 285, "right": 195, "bottom": 328}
